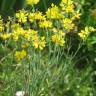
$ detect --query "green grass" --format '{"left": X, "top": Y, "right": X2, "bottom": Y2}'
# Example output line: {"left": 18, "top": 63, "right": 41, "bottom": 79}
{"left": 0, "top": 41, "right": 96, "bottom": 96}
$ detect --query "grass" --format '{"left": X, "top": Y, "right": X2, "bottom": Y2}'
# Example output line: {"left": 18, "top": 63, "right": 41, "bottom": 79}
{"left": 0, "top": 41, "right": 95, "bottom": 96}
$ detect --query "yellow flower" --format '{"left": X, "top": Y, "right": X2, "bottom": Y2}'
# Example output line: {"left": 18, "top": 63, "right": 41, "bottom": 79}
{"left": 60, "top": 0, "right": 75, "bottom": 13}
{"left": 52, "top": 28, "right": 65, "bottom": 36}
{"left": 88, "top": 26, "right": 96, "bottom": 32}
{"left": 26, "top": 0, "right": 39, "bottom": 5}
{"left": 28, "top": 13, "right": 34, "bottom": 22}
{"left": 62, "top": 18, "right": 75, "bottom": 30}
{"left": 24, "top": 33, "right": 31, "bottom": 40}
{"left": 52, "top": 34, "right": 65, "bottom": 46}
{"left": 65, "top": 5, "right": 74, "bottom": 13}
{"left": 28, "top": 12, "right": 45, "bottom": 22}
{"left": 1, "top": 33, "right": 11, "bottom": 40}
{"left": 32, "top": 35, "right": 38, "bottom": 41}
{"left": 32, "top": 36, "right": 46, "bottom": 50}
{"left": 16, "top": 10, "right": 28, "bottom": 23}
{"left": 12, "top": 25, "right": 25, "bottom": 41}
{"left": 24, "top": 29, "right": 38, "bottom": 40}
{"left": 52, "top": 28, "right": 58, "bottom": 33}
{"left": 34, "top": 12, "right": 46, "bottom": 20}
{"left": 21, "top": 43, "right": 29, "bottom": 48}
{"left": 15, "top": 50, "right": 27, "bottom": 61}
{"left": 12, "top": 34, "right": 19, "bottom": 41}
{"left": 39, "top": 37, "right": 46, "bottom": 50}
{"left": 16, "top": 27, "right": 25, "bottom": 35}
{"left": 72, "top": 13, "right": 81, "bottom": 20}
{"left": 59, "top": 39, "right": 65, "bottom": 46}
{"left": 52, "top": 29, "right": 65, "bottom": 46}
{"left": 28, "top": 29, "right": 38, "bottom": 35}
{"left": 46, "top": 4, "right": 63, "bottom": 19}
{"left": 78, "top": 31, "right": 88, "bottom": 40}
{"left": 39, "top": 20, "right": 53, "bottom": 28}
{"left": 78, "top": 26, "right": 96, "bottom": 40}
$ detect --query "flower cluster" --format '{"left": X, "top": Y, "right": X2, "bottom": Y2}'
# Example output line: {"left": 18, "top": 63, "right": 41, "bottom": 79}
{"left": 15, "top": 50, "right": 27, "bottom": 61}
{"left": 52, "top": 28, "right": 65, "bottom": 46}
{"left": 46, "top": 4, "right": 63, "bottom": 19}
{"left": 60, "top": 0, "right": 74, "bottom": 13}
{"left": 16, "top": 10, "right": 28, "bottom": 23}
{"left": 0, "top": 0, "right": 95, "bottom": 61}
{"left": 78, "top": 26, "right": 96, "bottom": 40}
